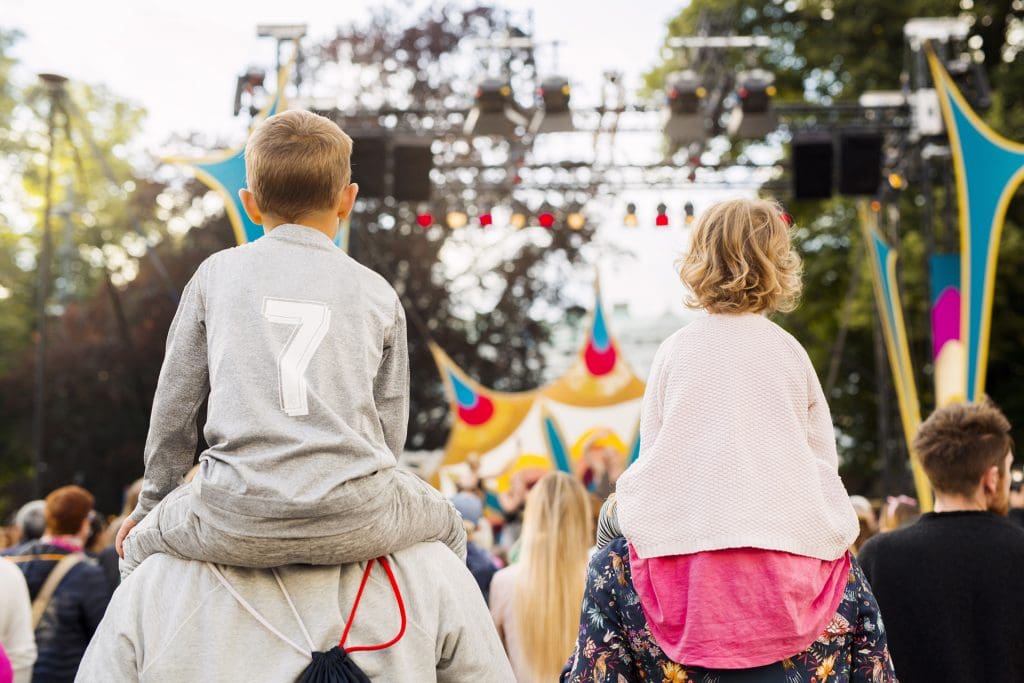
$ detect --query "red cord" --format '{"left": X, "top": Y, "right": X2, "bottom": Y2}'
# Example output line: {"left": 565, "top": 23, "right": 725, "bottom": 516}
{"left": 339, "top": 557, "right": 407, "bottom": 653}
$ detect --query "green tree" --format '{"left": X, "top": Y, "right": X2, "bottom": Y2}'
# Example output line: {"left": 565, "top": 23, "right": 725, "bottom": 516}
{"left": 648, "top": 0, "right": 1024, "bottom": 495}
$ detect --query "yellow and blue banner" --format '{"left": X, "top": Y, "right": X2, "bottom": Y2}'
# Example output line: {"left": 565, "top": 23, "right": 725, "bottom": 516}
{"left": 860, "top": 204, "right": 933, "bottom": 511}
{"left": 927, "top": 49, "right": 1024, "bottom": 402}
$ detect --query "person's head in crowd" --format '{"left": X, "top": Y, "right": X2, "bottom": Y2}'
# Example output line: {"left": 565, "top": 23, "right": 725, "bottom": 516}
{"left": 451, "top": 492, "right": 483, "bottom": 536}
{"left": 914, "top": 399, "right": 1015, "bottom": 515}
{"left": 239, "top": 109, "right": 358, "bottom": 234}
{"left": 515, "top": 472, "right": 593, "bottom": 681}
{"left": 120, "top": 478, "right": 143, "bottom": 519}
{"left": 879, "top": 495, "right": 920, "bottom": 532}
{"left": 849, "top": 495, "right": 878, "bottom": 553}
{"left": 678, "top": 197, "right": 802, "bottom": 315}
{"left": 13, "top": 499, "right": 46, "bottom": 544}
{"left": 1009, "top": 465, "right": 1024, "bottom": 510}
{"left": 85, "top": 512, "right": 108, "bottom": 553}
{"left": 43, "top": 485, "right": 95, "bottom": 544}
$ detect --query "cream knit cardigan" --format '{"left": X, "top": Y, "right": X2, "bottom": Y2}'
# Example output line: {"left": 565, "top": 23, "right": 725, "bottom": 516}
{"left": 617, "top": 313, "right": 859, "bottom": 561}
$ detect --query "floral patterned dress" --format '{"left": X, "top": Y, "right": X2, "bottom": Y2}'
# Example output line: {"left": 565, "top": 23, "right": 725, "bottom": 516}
{"left": 561, "top": 539, "right": 897, "bottom": 683}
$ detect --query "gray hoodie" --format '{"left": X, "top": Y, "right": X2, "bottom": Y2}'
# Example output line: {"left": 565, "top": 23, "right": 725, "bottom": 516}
{"left": 130, "top": 224, "right": 409, "bottom": 538}
{"left": 75, "top": 542, "right": 515, "bottom": 682}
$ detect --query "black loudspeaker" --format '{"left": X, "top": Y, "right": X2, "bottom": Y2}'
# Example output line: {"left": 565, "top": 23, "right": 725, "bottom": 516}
{"left": 349, "top": 133, "right": 388, "bottom": 199}
{"left": 838, "top": 131, "right": 883, "bottom": 196}
{"left": 792, "top": 132, "right": 834, "bottom": 200}
{"left": 392, "top": 140, "right": 433, "bottom": 202}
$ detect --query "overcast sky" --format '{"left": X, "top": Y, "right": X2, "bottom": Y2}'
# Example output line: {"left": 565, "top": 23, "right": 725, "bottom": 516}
{"left": 5, "top": 0, "right": 685, "bottom": 141}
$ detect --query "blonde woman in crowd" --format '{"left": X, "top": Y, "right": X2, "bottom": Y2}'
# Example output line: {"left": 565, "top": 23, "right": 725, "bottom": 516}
{"left": 489, "top": 472, "right": 592, "bottom": 682}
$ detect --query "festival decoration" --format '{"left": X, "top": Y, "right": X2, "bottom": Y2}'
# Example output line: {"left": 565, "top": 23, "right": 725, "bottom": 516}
{"left": 929, "top": 254, "right": 963, "bottom": 407}
{"left": 927, "top": 49, "right": 1024, "bottom": 402}
{"left": 431, "top": 284, "right": 644, "bottom": 502}
{"left": 860, "top": 204, "right": 933, "bottom": 511}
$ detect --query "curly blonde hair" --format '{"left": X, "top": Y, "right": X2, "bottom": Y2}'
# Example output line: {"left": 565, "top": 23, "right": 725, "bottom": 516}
{"left": 679, "top": 197, "right": 802, "bottom": 314}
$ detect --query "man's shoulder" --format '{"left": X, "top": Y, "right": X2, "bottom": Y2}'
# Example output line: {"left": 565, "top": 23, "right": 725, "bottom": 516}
{"left": 390, "top": 541, "right": 466, "bottom": 573}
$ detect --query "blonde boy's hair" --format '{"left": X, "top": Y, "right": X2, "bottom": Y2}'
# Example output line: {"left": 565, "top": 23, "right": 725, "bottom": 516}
{"left": 679, "top": 197, "right": 802, "bottom": 314}
{"left": 245, "top": 110, "right": 353, "bottom": 223}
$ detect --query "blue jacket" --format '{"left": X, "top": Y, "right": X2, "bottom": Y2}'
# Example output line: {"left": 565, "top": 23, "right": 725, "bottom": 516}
{"left": 1, "top": 541, "right": 112, "bottom": 683}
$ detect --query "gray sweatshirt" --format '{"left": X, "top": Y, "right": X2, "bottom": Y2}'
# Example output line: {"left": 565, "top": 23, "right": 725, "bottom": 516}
{"left": 130, "top": 224, "right": 409, "bottom": 537}
{"left": 75, "top": 542, "right": 516, "bottom": 682}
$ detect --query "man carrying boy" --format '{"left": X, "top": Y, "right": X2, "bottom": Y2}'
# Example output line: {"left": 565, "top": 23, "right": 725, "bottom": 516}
{"left": 117, "top": 110, "right": 464, "bottom": 572}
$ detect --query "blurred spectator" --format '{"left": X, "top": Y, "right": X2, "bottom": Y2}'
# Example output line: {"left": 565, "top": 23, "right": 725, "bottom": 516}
{"left": 849, "top": 494, "right": 878, "bottom": 554}
{"left": 451, "top": 492, "right": 499, "bottom": 603}
{"left": 96, "top": 478, "right": 143, "bottom": 592}
{"left": 859, "top": 401, "right": 1024, "bottom": 681}
{"left": 1009, "top": 465, "right": 1024, "bottom": 529}
{"left": 577, "top": 430, "right": 626, "bottom": 498}
{"left": 878, "top": 494, "right": 920, "bottom": 532}
{"left": 0, "top": 558, "right": 35, "bottom": 683}
{"left": 1, "top": 485, "right": 113, "bottom": 683}
{"left": 490, "top": 472, "right": 592, "bottom": 682}
{"left": 12, "top": 501, "right": 46, "bottom": 546}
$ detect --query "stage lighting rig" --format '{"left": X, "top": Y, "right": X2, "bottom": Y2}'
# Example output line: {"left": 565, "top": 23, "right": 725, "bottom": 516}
{"left": 530, "top": 75, "right": 574, "bottom": 134}
{"left": 464, "top": 78, "right": 530, "bottom": 138}
{"left": 664, "top": 70, "right": 707, "bottom": 147}
{"left": 233, "top": 67, "right": 266, "bottom": 117}
{"left": 727, "top": 69, "right": 778, "bottom": 140}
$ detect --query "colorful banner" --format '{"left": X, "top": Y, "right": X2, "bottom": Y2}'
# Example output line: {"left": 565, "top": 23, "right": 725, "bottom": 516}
{"left": 543, "top": 292, "right": 646, "bottom": 407}
{"left": 860, "top": 205, "right": 933, "bottom": 511}
{"left": 929, "top": 254, "right": 964, "bottom": 407}
{"left": 927, "top": 50, "right": 1024, "bottom": 402}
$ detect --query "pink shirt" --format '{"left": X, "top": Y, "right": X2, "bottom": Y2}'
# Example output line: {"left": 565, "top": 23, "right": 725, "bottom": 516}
{"left": 629, "top": 545, "right": 851, "bottom": 669}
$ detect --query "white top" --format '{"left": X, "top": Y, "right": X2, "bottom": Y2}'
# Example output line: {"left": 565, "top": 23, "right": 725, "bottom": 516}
{"left": 617, "top": 313, "right": 859, "bottom": 561}
{"left": 0, "top": 558, "right": 36, "bottom": 683}
{"left": 76, "top": 543, "right": 514, "bottom": 682}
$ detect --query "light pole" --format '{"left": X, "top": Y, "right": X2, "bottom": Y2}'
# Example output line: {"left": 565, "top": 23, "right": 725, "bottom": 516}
{"left": 30, "top": 72, "right": 67, "bottom": 499}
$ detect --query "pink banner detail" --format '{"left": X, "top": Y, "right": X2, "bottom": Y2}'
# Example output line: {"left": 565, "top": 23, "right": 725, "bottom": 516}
{"left": 931, "top": 287, "right": 961, "bottom": 360}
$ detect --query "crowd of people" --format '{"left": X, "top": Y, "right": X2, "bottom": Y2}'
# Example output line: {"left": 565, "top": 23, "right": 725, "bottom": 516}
{"left": 0, "top": 110, "right": 1022, "bottom": 682}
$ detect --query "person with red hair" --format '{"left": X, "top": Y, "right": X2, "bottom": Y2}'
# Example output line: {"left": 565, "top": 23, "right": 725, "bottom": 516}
{"left": 1, "top": 486, "right": 111, "bottom": 683}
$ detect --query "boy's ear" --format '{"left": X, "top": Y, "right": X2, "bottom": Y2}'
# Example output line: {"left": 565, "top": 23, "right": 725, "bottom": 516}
{"left": 239, "top": 189, "right": 262, "bottom": 225}
{"left": 337, "top": 183, "right": 359, "bottom": 220}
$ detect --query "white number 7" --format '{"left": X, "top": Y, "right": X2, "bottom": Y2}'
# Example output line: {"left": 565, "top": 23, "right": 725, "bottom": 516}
{"left": 262, "top": 298, "right": 331, "bottom": 417}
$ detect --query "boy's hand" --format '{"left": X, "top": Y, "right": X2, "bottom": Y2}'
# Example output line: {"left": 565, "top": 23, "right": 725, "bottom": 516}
{"left": 115, "top": 518, "right": 137, "bottom": 559}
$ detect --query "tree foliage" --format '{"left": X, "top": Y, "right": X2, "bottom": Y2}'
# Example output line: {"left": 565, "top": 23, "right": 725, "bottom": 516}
{"left": 649, "top": 0, "right": 1024, "bottom": 495}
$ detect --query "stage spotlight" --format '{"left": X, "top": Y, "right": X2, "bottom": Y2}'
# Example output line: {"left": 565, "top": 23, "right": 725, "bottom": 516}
{"left": 664, "top": 70, "right": 706, "bottom": 147}
{"left": 538, "top": 211, "right": 556, "bottom": 229}
{"left": 446, "top": 211, "right": 468, "bottom": 229}
{"left": 479, "top": 212, "right": 493, "bottom": 226}
{"left": 655, "top": 203, "right": 669, "bottom": 227}
{"left": 510, "top": 211, "right": 528, "bottom": 229}
{"left": 684, "top": 201, "right": 695, "bottom": 225}
{"left": 464, "top": 78, "right": 529, "bottom": 138}
{"left": 727, "top": 69, "right": 778, "bottom": 140}
{"left": 416, "top": 212, "right": 433, "bottom": 227}
{"left": 567, "top": 212, "right": 586, "bottom": 230}
{"left": 624, "top": 202, "right": 638, "bottom": 227}
{"left": 531, "top": 75, "right": 574, "bottom": 134}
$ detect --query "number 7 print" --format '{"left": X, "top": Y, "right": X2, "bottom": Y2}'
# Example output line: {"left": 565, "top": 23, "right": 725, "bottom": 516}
{"left": 262, "top": 298, "right": 332, "bottom": 417}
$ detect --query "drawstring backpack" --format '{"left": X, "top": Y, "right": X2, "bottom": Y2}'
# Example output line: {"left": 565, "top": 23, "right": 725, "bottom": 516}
{"left": 209, "top": 558, "right": 407, "bottom": 682}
